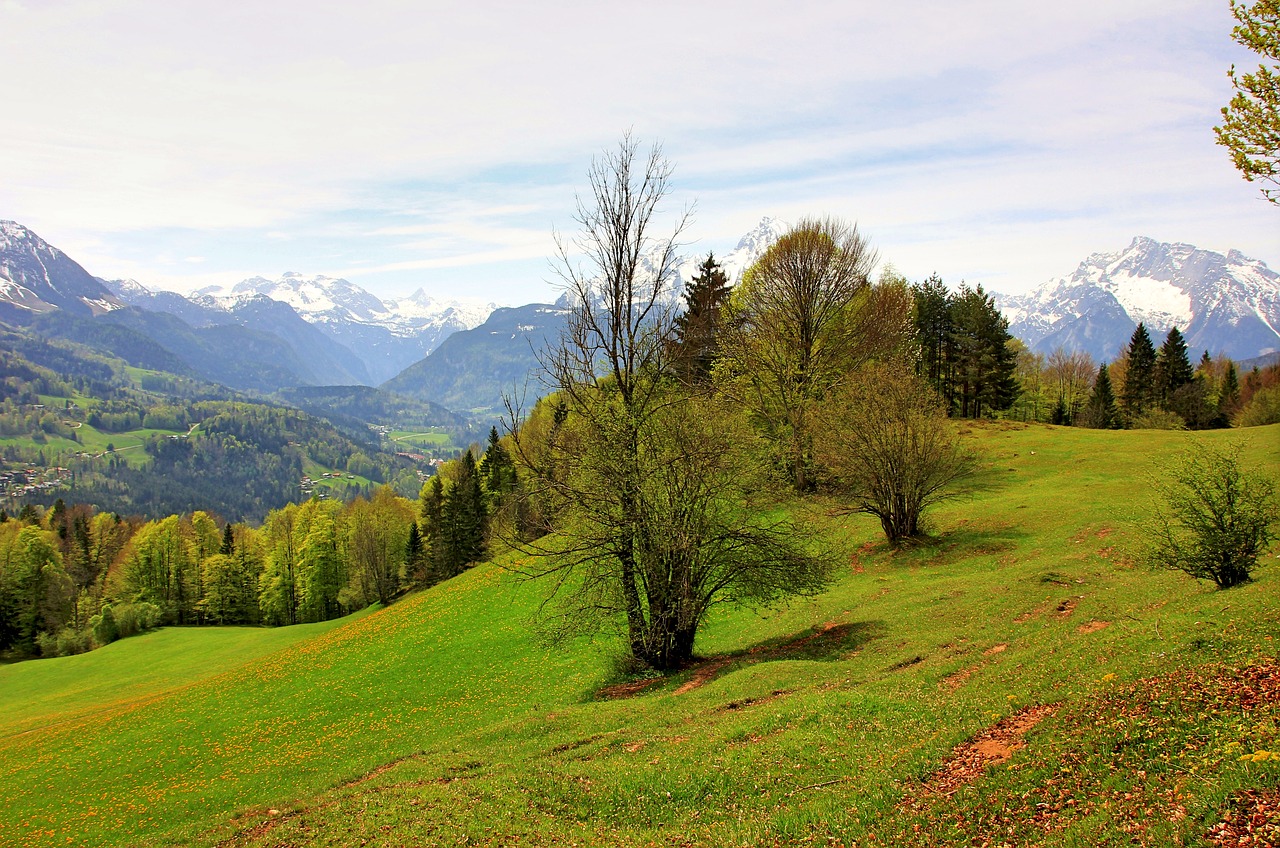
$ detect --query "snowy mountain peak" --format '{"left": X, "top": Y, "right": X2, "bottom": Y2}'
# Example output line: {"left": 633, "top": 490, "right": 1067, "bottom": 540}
{"left": 0, "top": 221, "right": 124, "bottom": 316}
{"left": 0, "top": 220, "right": 44, "bottom": 248}
{"left": 99, "top": 278, "right": 152, "bottom": 299}
{"left": 996, "top": 238, "right": 1280, "bottom": 361}
{"left": 731, "top": 216, "right": 788, "bottom": 259}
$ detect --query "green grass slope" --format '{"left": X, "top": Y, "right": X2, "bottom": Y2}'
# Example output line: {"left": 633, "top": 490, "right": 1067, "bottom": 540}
{"left": 1, "top": 423, "right": 1277, "bottom": 847}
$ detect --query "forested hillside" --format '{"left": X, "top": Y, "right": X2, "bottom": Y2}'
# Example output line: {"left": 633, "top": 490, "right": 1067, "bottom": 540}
{"left": 0, "top": 326, "right": 458, "bottom": 521}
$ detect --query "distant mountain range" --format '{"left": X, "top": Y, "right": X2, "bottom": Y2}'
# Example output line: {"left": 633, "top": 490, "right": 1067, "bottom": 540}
{"left": 2, "top": 218, "right": 1276, "bottom": 417}
{"left": 994, "top": 237, "right": 1280, "bottom": 361}
{"left": 189, "top": 273, "right": 495, "bottom": 383}
{"left": 380, "top": 217, "right": 790, "bottom": 413}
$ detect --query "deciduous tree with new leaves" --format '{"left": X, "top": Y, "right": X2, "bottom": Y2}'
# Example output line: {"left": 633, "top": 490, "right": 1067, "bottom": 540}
{"left": 1215, "top": 0, "right": 1280, "bottom": 204}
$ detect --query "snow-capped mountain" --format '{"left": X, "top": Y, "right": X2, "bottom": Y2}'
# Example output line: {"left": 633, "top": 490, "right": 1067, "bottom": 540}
{"left": 196, "top": 272, "right": 496, "bottom": 338}
{"left": 0, "top": 221, "right": 124, "bottom": 317}
{"left": 996, "top": 237, "right": 1280, "bottom": 361}
{"left": 188, "top": 272, "right": 498, "bottom": 382}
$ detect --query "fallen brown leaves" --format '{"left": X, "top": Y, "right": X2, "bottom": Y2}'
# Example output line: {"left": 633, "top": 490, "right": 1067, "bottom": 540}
{"left": 1206, "top": 788, "right": 1280, "bottom": 847}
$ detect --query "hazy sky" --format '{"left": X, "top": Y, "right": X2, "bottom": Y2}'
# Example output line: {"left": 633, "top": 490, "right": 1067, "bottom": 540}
{"left": 2, "top": 0, "right": 1277, "bottom": 304}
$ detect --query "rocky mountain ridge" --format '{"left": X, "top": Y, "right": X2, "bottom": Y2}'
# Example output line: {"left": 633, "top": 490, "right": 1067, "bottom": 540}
{"left": 996, "top": 237, "right": 1280, "bottom": 361}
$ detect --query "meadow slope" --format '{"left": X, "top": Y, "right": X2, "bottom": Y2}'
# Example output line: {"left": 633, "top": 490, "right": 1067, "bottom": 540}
{"left": 1, "top": 423, "right": 1277, "bottom": 847}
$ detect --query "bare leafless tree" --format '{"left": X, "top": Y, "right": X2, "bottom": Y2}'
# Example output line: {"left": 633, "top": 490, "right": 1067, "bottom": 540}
{"left": 504, "top": 136, "right": 831, "bottom": 670}
{"left": 1046, "top": 347, "right": 1096, "bottom": 422}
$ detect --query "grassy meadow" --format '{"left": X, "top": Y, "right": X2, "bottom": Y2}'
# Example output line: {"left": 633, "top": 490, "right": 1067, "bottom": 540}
{"left": 0, "top": 423, "right": 1277, "bottom": 847}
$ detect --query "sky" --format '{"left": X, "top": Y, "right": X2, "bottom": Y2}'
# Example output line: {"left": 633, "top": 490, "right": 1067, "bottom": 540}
{"left": 1, "top": 0, "right": 1277, "bottom": 306}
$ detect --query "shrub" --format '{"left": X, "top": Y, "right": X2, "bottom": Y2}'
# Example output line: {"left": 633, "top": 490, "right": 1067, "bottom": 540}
{"left": 36, "top": 627, "right": 92, "bottom": 657}
{"left": 1145, "top": 442, "right": 1278, "bottom": 588}
{"left": 1130, "top": 408, "right": 1187, "bottom": 430}
{"left": 113, "top": 602, "right": 163, "bottom": 638}
{"left": 91, "top": 604, "right": 120, "bottom": 646}
{"left": 1234, "top": 384, "right": 1280, "bottom": 427}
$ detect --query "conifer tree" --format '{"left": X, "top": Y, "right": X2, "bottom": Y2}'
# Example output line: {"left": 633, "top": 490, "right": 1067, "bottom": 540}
{"left": 404, "top": 522, "right": 427, "bottom": 587}
{"left": 1155, "top": 326, "right": 1193, "bottom": 406}
{"left": 1050, "top": 396, "right": 1069, "bottom": 425}
{"left": 1218, "top": 361, "right": 1241, "bottom": 424}
{"left": 912, "top": 274, "right": 954, "bottom": 403}
{"left": 947, "top": 284, "right": 1018, "bottom": 418}
{"left": 220, "top": 522, "right": 235, "bottom": 557}
{"left": 477, "top": 426, "right": 517, "bottom": 511}
{"left": 420, "top": 475, "right": 445, "bottom": 581}
{"left": 672, "top": 252, "right": 731, "bottom": 381}
{"left": 1121, "top": 323, "right": 1158, "bottom": 420}
{"left": 440, "top": 452, "right": 485, "bottom": 577}
{"left": 1082, "top": 362, "right": 1121, "bottom": 429}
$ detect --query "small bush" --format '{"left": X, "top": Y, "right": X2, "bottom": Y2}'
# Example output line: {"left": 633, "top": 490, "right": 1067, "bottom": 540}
{"left": 1145, "top": 442, "right": 1278, "bottom": 588}
{"left": 1234, "top": 385, "right": 1280, "bottom": 427}
{"left": 1130, "top": 408, "right": 1187, "bottom": 430}
{"left": 113, "top": 602, "right": 163, "bottom": 638}
{"left": 91, "top": 604, "right": 120, "bottom": 646}
{"left": 36, "top": 627, "right": 93, "bottom": 658}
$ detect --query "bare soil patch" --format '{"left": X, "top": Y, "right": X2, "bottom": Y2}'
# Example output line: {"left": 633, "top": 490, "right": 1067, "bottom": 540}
{"left": 598, "top": 677, "right": 664, "bottom": 699}
{"left": 1077, "top": 620, "right": 1110, "bottom": 634}
{"left": 939, "top": 664, "right": 979, "bottom": 692}
{"left": 912, "top": 704, "right": 1057, "bottom": 799}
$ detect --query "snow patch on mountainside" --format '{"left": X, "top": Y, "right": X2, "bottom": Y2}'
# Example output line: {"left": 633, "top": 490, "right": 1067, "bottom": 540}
{"left": 1102, "top": 270, "right": 1192, "bottom": 331}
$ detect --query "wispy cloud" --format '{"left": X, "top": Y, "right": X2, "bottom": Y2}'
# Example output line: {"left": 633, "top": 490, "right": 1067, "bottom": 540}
{"left": 0, "top": 0, "right": 1273, "bottom": 300}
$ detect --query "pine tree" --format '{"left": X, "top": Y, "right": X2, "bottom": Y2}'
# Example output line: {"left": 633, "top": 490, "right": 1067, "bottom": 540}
{"left": 672, "top": 252, "right": 731, "bottom": 381}
{"left": 420, "top": 475, "right": 445, "bottom": 582}
{"left": 1155, "top": 326, "right": 1193, "bottom": 407}
{"left": 1120, "top": 323, "right": 1158, "bottom": 420}
{"left": 220, "top": 522, "right": 235, "bottom": 557}
{"left": 440, "top": 453, "right": 485, "bottom": 577}
{"left": 477, "top": 426, "right": 517, "bottom": 511}
{"left": 1218, "top": 361, "right": 1241, "bottom": 425}
{"left": 1082, "top": 362, "right": 1121, "bottom": 429}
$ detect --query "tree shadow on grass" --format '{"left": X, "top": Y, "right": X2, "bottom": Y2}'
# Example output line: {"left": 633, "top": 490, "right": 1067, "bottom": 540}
{"left": 596, "top": 619, "right": 887, "bottom": 700}
{"left": 883, "top": 523, "right": 1031, "bottom": 569}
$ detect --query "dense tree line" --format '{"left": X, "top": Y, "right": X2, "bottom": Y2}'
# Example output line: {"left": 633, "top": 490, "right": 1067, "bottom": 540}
{"left": 911, "top": 276, "right": 1019, "bottom": 419}
{"left": 0, "top": 434, "right": 508, "bottom": 659}
{"left": 998, "top": 323, "right": 1277, "bottom": 430}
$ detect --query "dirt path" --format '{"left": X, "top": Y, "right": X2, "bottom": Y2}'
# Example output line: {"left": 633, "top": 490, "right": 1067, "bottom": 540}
{"left": 909, "top": 703, "right": 1058, "bottom": 800}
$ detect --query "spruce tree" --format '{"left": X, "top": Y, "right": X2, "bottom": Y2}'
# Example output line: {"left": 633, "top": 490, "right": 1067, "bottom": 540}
{"left": 220, "top": 522, "right": 235, "bottom": 557}
{"left": 1120, "top": 323, "right": 1158, "bottom": 419}
{"left": 404, "top": 522, "right": 427, "bottom": 587}
{"left": 440, "top": 452, "right": 486, "bottom": 577}
{"left": 1082, "top": 362, "right": 1121, "bottom": 429}
{"left": 1155, "top": 326, "right": 1193, "bottom": 407}
{"left": 947, "top": 284, "right": 1018, "bottom": 418}
{"left": 1218, "top": 361, "right": 1241, "bottom": 425}
{"left": 1050, "top": 396, "right": 1069, "bottom": 425}
{"left": 672, "top": 252, "right": 731, "bottom": 381}
{"left": 912, "top": 275, "right": 953, "bottom": 402}
{"left": 420, "top": 475, "right": 445, "bottom": 581}
{"left": 477, "top": 426, "right": 517, "bottom": 511}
